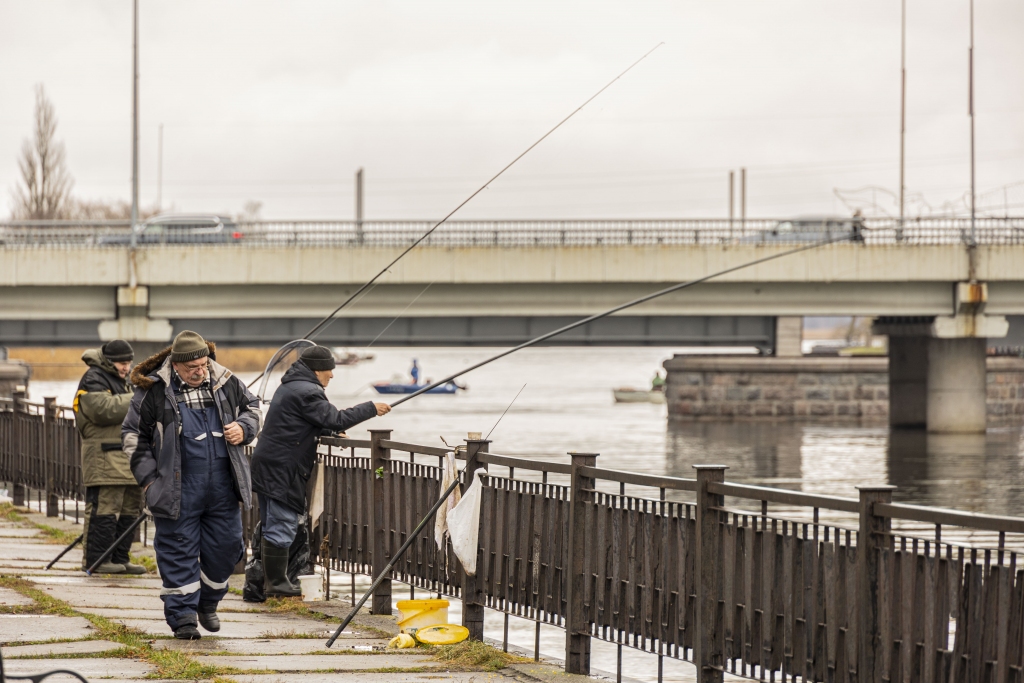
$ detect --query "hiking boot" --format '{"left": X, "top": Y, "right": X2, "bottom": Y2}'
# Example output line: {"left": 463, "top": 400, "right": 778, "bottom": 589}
{"left": 197, "top": 609, "right": 221, "bottom": 633}
{"left": 262, "top": 541, "right": 300, "bottom": 597}
{"left": 92, "top": 562, "right": 126, "bottom": 574}
{"left": 173, "top": 623, "right": 201, "bottom": 640}
{"left": 121, "top": 561, "right": 147, "bottom": 575}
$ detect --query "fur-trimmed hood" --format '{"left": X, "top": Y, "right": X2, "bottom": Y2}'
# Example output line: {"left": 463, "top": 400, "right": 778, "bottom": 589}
{"left": 130, "top": 341, "right": 232, "bottom": 391}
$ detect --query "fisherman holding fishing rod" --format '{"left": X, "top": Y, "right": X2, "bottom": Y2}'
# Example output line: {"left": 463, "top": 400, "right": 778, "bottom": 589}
{"left": 251, "top": 345, "right": 390, "bottom": 597}
{"left": 123, "top": 331, "right": 261, "bottom": 640}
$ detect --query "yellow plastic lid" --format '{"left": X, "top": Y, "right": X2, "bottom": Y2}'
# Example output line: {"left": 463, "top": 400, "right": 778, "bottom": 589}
{"left": 414, "top": 624, "right": 470, "bottom": 645}
{"left": 396, "top": 599, "right": 450, "bottom": 610}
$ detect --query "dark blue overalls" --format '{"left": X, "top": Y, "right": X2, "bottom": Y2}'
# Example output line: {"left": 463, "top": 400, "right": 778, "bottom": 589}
{"left": 154, "top": 389, "right": 243, "bottom": 630}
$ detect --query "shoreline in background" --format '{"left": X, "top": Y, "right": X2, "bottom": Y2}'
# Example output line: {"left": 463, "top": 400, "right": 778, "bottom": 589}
{"left": 7, "top": 346, "right": 281, "bottom": 380}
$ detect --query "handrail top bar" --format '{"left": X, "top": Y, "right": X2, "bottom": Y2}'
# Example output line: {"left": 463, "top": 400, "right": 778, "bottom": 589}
{"left": 320, "top": 437, "right": 372, "bottom": 449}
{"left": 709, "top": 481, "right": 860, "bottom": 513}
{"left": 379, "top": 440, "right": 451, "bottom": 457}
{"left": 875, "top": 501, "right": 1024, "bottom": 535}
{"left": 479, "top": 452, "right": 572, "bottom": 475}
{"left": 578, "top": 466, "right": 698, "bottom": 492}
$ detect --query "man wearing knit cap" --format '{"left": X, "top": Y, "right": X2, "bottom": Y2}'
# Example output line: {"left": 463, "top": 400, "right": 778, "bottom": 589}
{"left": 251, "top": 344, "right": 389, "bottom": 596}
{"left": 123, "top": 330, "right": 261, "bottom": 639}
{"left": 74, "top": 340, "right": 145, "bottom": 575}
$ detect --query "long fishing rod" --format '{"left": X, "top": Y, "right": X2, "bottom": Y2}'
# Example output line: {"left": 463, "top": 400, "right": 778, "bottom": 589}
{"left": 248, "top": 42, "right": 664, "bottom": 390}
{"left": 391, "top": 235, "right": 852, "bottom": 407}
{"left": 325, "top": 384, "right": 526, "bottom": 648}
{"left": 45, "top": 534, "right": 82, "bottom": 570}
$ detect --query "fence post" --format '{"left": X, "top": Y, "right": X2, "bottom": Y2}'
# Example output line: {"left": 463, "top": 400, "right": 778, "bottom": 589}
{"left": 856, "top": 485, "right": 896, "bottom": 683}
{"left": 369, "top": 429, "right": 392, "bottom": 615}
{"left": 43, "top": 397, "right": 59, "bottom": 517}
{"left": 12, "top": 389, "right": 27, "bottom": 507}
{"left": 694, "top": 465, "right": 728, "bottom": 683}
{"left": 565, "top": 451, "right": 598, "bottom": 675}
{"left": 461, "top": 437, "right": 490, "bottom": 641}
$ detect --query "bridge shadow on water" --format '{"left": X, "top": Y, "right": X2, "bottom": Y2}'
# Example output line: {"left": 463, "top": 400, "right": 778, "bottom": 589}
{"left": 663, "top": 421, "right": 1024, "bottom": 517}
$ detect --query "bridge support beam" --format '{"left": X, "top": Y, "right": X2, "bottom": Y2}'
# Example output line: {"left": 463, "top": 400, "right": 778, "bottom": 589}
{"left": 874, "top": 283, "right": 1009, "bottom": 433}
{"left": 97, "top": 286, "right": 172, "bottom": 344}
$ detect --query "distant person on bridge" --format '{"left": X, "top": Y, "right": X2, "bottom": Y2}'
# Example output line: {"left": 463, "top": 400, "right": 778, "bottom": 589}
{"left": 251, "top": 345, "right": 390, "bottom": 596}
{"left": 73, "top": 340, "right": 146, "bottom": 576}
{"left": 410, "top": 358, "right": 421, "bottom": 385}
{"left": 124, "top": 330, "right": 261, "bottom": 640}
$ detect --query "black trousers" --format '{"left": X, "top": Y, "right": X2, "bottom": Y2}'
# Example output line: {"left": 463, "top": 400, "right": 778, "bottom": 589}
{"left": 83, "top": 485, "right": 143, "bottom": 568}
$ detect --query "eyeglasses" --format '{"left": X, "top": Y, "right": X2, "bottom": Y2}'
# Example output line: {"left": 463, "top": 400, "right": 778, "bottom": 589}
{"left": 180, "top": 361, "right": 207, "bottom": 373}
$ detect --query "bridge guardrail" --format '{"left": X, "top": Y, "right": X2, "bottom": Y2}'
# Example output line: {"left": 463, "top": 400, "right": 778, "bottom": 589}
{"left": 2, "top": 217, "right": 1024, "bottom": 247}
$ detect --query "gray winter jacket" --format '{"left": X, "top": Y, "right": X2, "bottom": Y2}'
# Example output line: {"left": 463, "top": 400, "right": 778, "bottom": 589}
{"left": 122, "top": 343, "right": 262, "bottom": 519}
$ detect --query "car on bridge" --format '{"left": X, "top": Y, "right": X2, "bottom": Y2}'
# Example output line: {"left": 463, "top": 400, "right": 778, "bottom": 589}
{"left": 741, "top": 215, "right": 864, "bottom": 244}
{"left": 98, "top": 214, "right": 244, "bottom": 245}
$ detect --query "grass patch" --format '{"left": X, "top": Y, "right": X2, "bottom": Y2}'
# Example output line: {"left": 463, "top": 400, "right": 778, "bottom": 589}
{"left": 257, "top": 629, "right": 328, "bottom": 639}
{"left": 37, "top": 524, "right": 81, "bottom": 545}
{"left": 0, "top": 576, "right": 75, "bottom": 616}
{"left": 130, "top": 554, "right": 157, "bottom": 573}
{"left": 0, "top": 502, "right": 25, "bottom": 521}
{"left": 147, "top": 647, "right": 235, "bottom": 680}
{"left": 432, "top": 640, "right": 528, "bottom": 672}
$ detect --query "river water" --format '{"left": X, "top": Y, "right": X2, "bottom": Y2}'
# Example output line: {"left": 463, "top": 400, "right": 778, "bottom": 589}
{"left": 28, "top": 347, "right": 1024, "bottom": 681}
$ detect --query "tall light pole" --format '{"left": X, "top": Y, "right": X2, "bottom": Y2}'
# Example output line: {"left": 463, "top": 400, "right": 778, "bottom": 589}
{"left": 156, "top": 123, "right": 162, "bottom": 211}
{"left": 968, "top": 0, "right": 976, "bottom": 244}
{"left": 355, "top": 167, "right": 364, "bottom": 244}
{"left": 899, "top": 0, "right": 906, "bottom": 228}
{"left": 130, "top": 0, "right": 139, "bottom": 250}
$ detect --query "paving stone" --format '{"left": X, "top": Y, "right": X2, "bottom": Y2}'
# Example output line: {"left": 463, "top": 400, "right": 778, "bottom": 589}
{"left": 196, "top": 653, "right": 438, "bottom": 672}
{"left": 0, "top": 614, "right": 95, "bottom": 643}
{"left": 2, "top": 639, "right": 123, "bottom": 657}
{"left": 1, "top": 657, "right": 153, "bottom": 679}
{"left": 153, "top": 637, "right": 398, "bottom": 655}
{"left": 0, "top": 587, "right": 35, "bottom": 606}
{"left": 30, "top": 575, "right": 165, "bottom": 589}
{"left": 0, "top": 545, "right": 83, "bottom": 562}
{"left": 230, "top": 675, "right": 501, "bottom": 683}
{"left": 84, "top": 608, "right": 275, "bottom": 622}
{"left": 116, "top": 615, "right": 334, "bottom": 639}
{"left": 0, "top": 528, "right": 44, "bottom": 537}
{"left": 0, "top": 559, "right": 81, "bottom": 571}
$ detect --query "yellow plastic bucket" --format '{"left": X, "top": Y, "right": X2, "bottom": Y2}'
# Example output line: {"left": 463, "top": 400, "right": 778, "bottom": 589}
{"left": 415, "top": 623, "right": 469, "bottom": 645}
{"left": 396, "top": 599, "right": 450, "bottom": 634}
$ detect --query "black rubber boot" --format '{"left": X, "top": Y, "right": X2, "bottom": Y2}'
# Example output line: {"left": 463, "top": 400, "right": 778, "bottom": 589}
{"left": 174, "top": 623, "right": 201, "bottom": 640}
{"left": 198, "top": 604, "right": 221, "bottom": 633}
{"left": 263, "top": 541, "right": 300, "bottom": 597}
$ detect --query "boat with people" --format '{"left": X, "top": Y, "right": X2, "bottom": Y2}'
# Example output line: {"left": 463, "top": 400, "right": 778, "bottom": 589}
{"left": 612, "top": 371, "right": 666, "bottom": 404}
{"left": 372, "top": 381, "right": 461, "bottom": 395}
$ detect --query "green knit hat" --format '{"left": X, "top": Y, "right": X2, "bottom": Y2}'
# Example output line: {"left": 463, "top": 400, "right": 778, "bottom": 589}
{"left": 170, "top": 330, "right": 210, "bottom": 363}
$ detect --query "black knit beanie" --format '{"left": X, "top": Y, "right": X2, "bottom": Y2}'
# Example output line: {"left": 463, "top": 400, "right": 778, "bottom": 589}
{"left": 300, "top": 345, "right": 336, "bottom": 371}
{"left": 101, "top": 340, "right": 134, "bottom": 363}
{"left": 170, "top": 330, "right": 210, "bottom": 363}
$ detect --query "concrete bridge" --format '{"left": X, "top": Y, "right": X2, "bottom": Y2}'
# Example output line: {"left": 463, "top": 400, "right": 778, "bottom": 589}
{"left": 2, "top": 217, "right": 1023, "bottom": 432}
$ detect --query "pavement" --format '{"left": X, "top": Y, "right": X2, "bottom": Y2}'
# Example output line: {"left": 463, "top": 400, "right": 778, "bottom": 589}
{"left": 0, "top": 503, "right": 595, "bottom": 683}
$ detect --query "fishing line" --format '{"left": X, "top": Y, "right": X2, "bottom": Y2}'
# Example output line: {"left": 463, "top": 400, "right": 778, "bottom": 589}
{"left": 390, "top": 235, "right": 851, "bottom": 407}
{"left": 363, "top": 281, "right": 436, "bottom": 349}
{"left": 248, "top": 43, "right": 665, "bottom": 390}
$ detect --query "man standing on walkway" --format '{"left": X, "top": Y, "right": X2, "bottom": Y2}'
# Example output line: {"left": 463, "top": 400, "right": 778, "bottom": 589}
{"left": 251, "top": 345, "right": 389, "bottom": 596}
{"left": 74, "top": 340, "right": 145, "bottom": 575}
{"left": 123, "top": 330, "right": 261, "bottom": 640}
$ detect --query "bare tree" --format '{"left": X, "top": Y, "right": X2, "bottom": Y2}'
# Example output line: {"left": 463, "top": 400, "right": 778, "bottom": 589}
{"left": 11, "top": 85, "right": 74, "bottom": 219}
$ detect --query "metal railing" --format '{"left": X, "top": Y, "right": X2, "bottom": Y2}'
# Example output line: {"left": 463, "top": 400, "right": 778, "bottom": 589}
{"left": 2, "top": 217, "right": 1024, "bottom": 247}
{"left": 3, "top": 399, "right": 1023, "bottom": 682}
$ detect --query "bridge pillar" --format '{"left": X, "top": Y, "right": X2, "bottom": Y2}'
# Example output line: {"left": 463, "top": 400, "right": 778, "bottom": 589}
{"left": 874, "top": 283, "right": 1008, "bottom": 433}
{"left": 774, "top": 316, "right": 803, "bottom": 357}
{"left": 97, "top": 286, "right": 172, "bottom": 345}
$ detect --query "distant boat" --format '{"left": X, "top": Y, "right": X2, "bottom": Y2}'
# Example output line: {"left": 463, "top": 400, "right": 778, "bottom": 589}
{"left": 331, "top": 348, "right": 375, "bottom": 366}
{"left": 372, "top": 382, "right": 461, "bottom": 395}
{"left": 613, "top": 387, "right": 666, "bottom": 404}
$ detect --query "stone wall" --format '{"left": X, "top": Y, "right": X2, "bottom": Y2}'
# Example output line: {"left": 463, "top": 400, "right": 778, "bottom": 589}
{"left": 664, "top": 355, "right": 1024, "bottom": 422}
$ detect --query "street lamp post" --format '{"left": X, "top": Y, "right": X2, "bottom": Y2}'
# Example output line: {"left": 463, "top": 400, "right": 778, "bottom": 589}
{"left": 130, "top": 0, "right": 139, "bottom": 252}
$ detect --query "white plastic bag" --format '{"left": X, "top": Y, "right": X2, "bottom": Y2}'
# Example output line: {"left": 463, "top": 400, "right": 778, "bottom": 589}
{"left": 446, "top": 469, "right": 484, "bottom": 576}
{"left": 434, "top": 451, "right": 461, "bottom": 550}
{"left": 308, "top": 462, "right": 324, "bottom": 530}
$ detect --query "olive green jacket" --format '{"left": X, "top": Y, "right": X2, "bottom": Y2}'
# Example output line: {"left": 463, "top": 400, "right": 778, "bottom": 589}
{"left": 74, "top": 350, "right": 135, "bottom": 487}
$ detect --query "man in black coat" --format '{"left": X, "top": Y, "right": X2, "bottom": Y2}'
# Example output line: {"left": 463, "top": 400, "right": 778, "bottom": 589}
{"left": 251, "top": 345, "right": 390, "bottom": 596}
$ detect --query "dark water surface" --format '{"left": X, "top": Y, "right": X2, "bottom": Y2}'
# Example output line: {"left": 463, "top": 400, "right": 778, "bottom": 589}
{"left": 29, "top": 346, "right": 1024, "bottom": 681}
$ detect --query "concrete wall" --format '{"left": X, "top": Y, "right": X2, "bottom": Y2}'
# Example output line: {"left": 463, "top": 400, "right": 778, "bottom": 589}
{"left": 664, "top": 355, "right": 1024, "bottom": 422}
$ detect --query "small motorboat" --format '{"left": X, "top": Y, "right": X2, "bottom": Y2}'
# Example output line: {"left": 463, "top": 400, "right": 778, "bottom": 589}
{"left": 372, "top": 381, "right": 461, "bottom": 395}
{"left": 613, "top": 387, "right": 666, "bottom": 404}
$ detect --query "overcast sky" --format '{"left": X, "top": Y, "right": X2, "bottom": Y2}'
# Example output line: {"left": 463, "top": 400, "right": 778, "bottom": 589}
{"left": 2, "top": 1, "right": 1022, "bottom": 220}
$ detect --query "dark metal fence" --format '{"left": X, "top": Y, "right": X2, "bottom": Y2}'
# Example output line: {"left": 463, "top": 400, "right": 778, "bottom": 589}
{"left": 2, "top": 217, "right": 1024, "bottom": 247}
{"left": 3, "top": 397, "right": 1023, "bottom": 682}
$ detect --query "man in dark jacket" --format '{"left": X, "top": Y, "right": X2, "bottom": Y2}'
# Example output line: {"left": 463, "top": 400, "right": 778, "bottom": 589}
{"left": 251, "top": 345, "right": 389, "bottom": 596}
{"left": 74, "top": 340, "right": 145, "bottom": 575}
{"left": 123, "top": 331, "right": 261, "bottom": 640}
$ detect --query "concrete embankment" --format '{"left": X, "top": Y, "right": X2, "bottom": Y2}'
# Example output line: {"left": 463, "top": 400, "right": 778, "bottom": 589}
{"left": 664, "top": 355, "right": 1024, "bottom": 421}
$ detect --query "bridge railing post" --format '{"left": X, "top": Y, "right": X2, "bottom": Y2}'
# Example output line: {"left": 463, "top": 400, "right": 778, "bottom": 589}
{"left": 694, "top": 464, "right": 728, "bottom": 683}
{"left": 460, "top": 438, "right": 489, "bottom": 641}
{"left": 43, "top": 397, "right": 59, "bottom": 517}
{"left": 369, "top": 429, "right": 393, "bottom": 614}
{"left": 565, "top": 451, "right": 597, "bottom": 675}
{"left": 856, "top": 485, "right": 896, "bottom": 682}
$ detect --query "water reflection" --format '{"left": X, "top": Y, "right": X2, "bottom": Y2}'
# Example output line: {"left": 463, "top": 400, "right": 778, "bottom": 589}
{"left": 666, "top": 422, "right": 1024, "bottom": 517}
